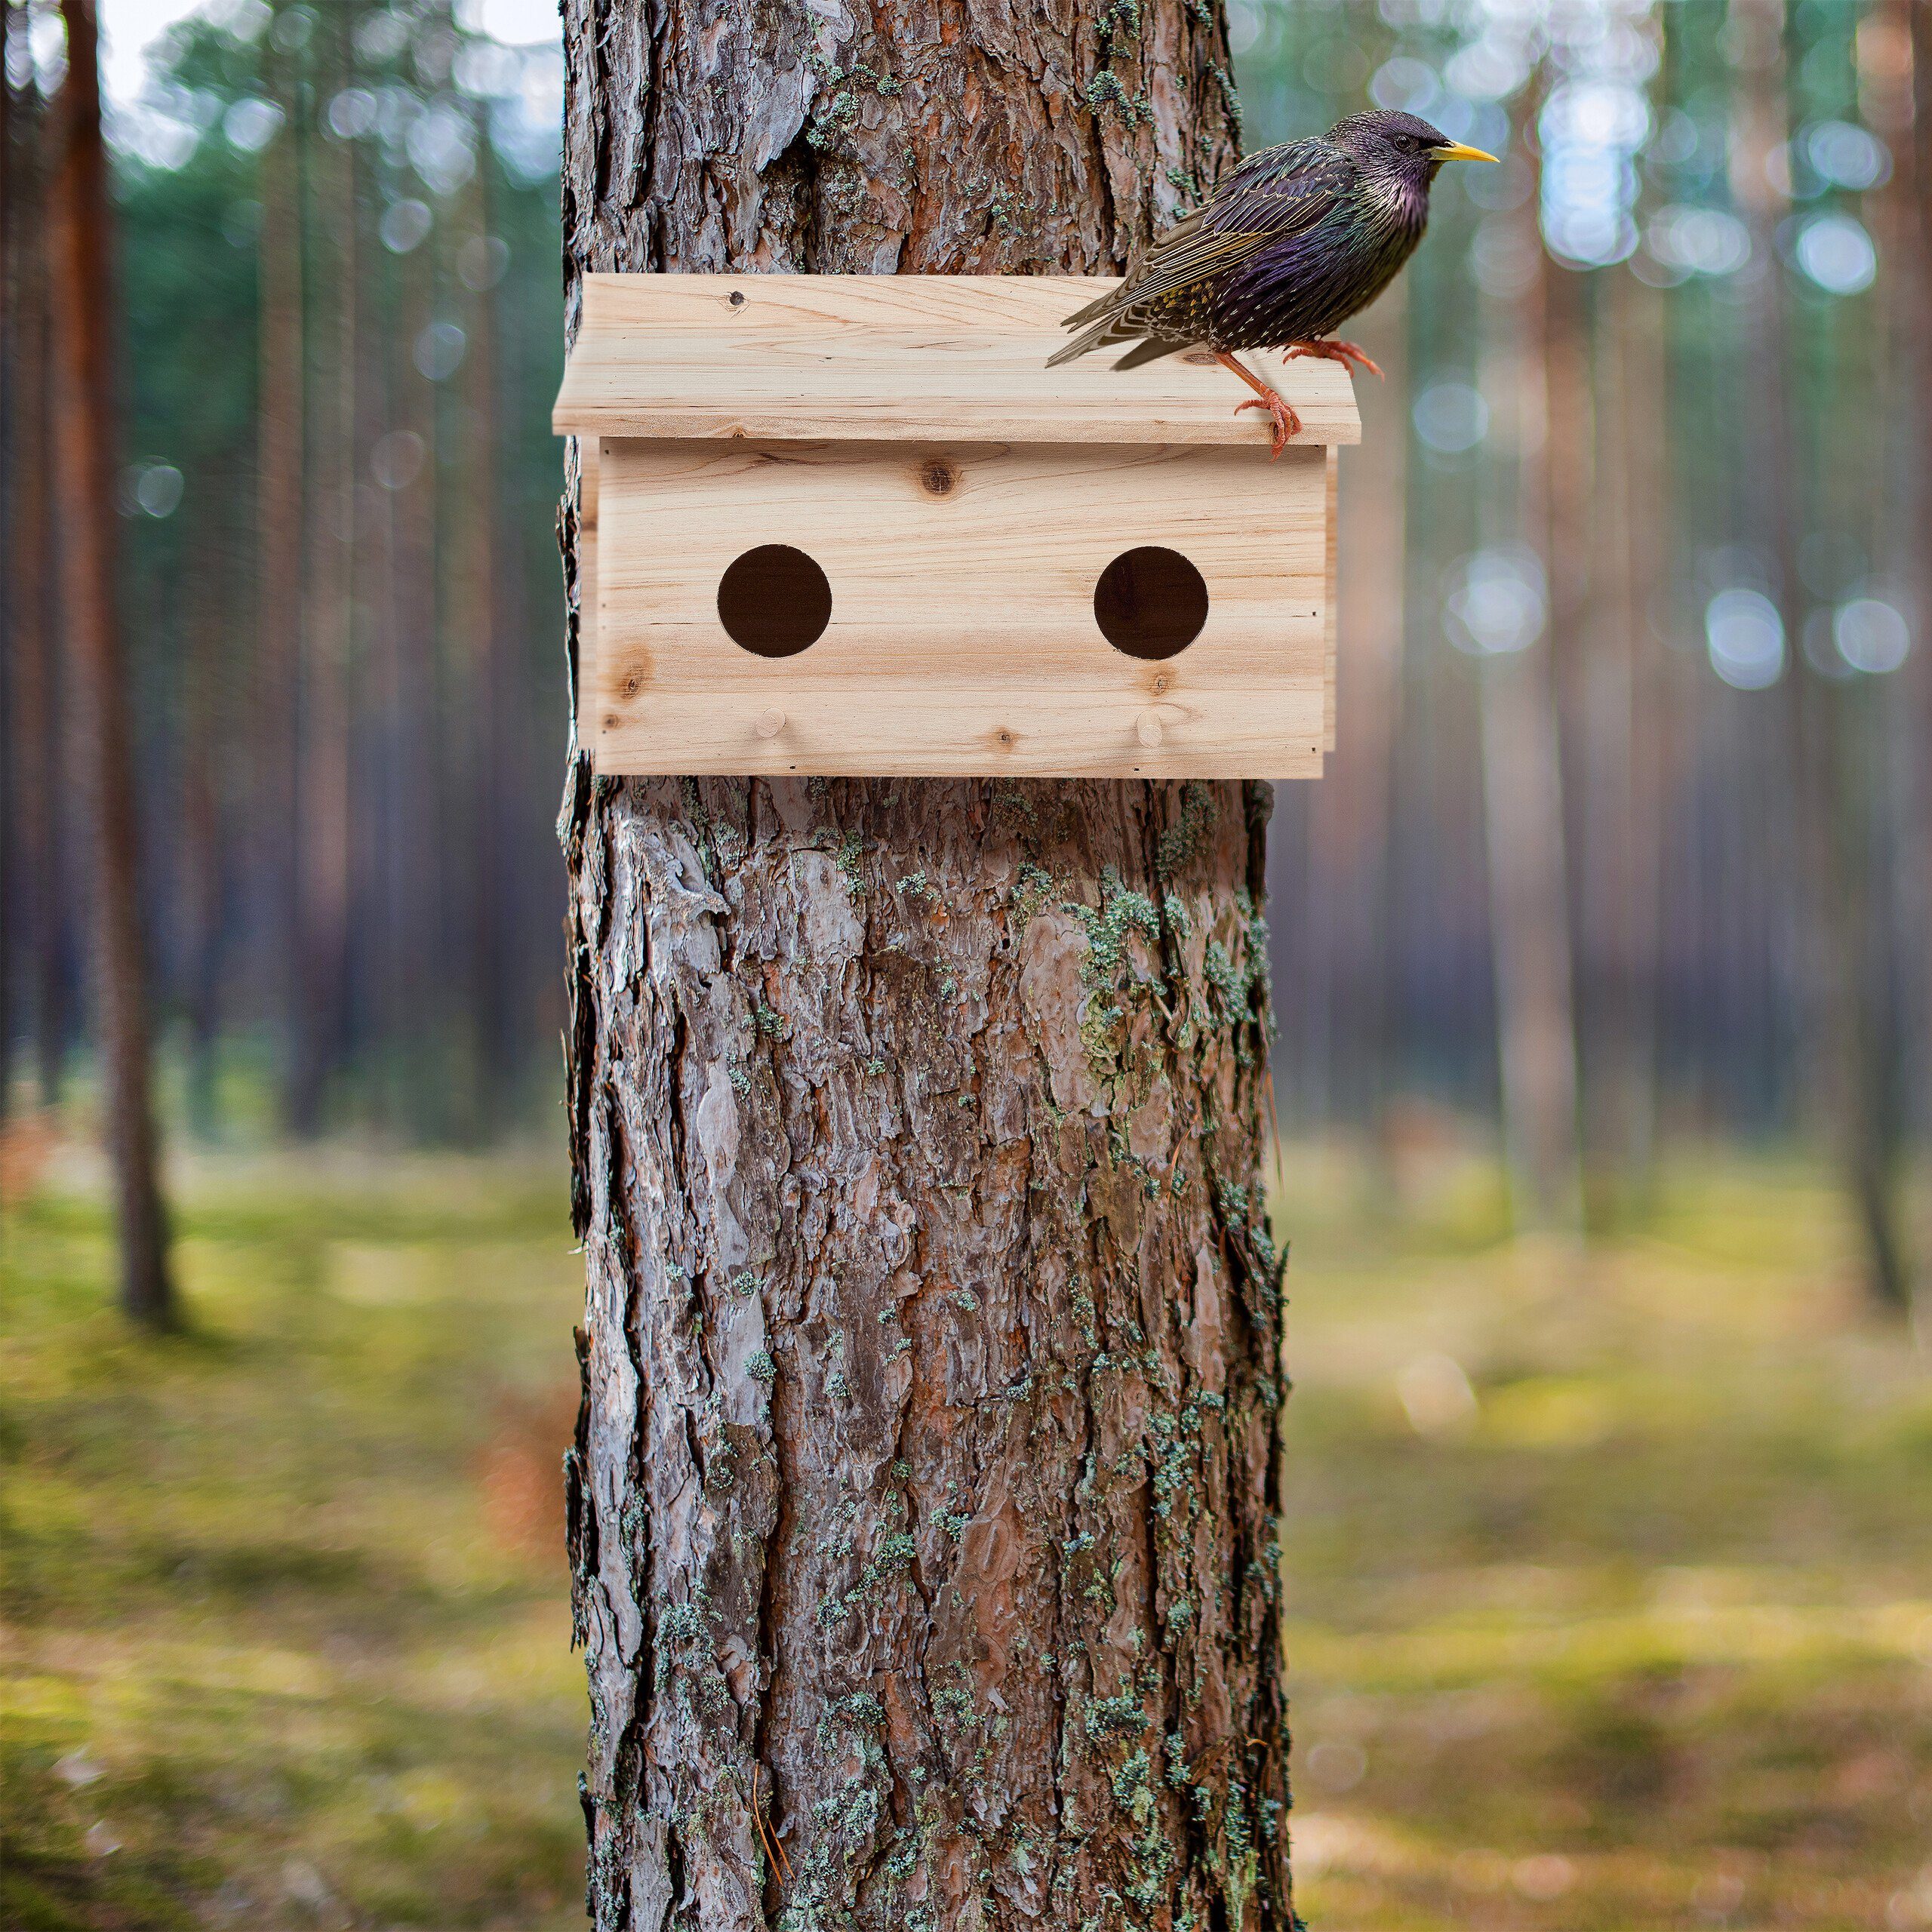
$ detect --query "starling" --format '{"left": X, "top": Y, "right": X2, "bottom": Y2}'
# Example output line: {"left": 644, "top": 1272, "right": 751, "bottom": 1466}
{"left": 1051, "top": 110, "right": 1497, "bottom": 457}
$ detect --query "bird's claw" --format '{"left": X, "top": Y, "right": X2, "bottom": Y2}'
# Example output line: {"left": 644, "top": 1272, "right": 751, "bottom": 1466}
{"left": 1235, "top": 391, "right": 1301, "bottom": 461}
{"left": 1285, "top": 338, "right": 1385, "bottom": 380}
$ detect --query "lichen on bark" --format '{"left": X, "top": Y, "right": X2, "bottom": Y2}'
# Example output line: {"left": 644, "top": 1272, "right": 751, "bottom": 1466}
{"left": 558, "top": 5, "right": 1294, "bottom": 1928}
{"left": 563, "top": 780, "right": 1291, "bottom": 1932}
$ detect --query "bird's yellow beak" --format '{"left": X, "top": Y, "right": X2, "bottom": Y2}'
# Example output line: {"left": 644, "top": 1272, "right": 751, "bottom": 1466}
{"left": 1432, "top": 142, "right": 1500, "bottom": 163}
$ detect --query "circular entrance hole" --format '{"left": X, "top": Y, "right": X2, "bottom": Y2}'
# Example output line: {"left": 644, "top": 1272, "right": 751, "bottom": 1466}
{"left": 1094, "top": 547, "right": 1208, "bottom": 660}
{"left": 717, "top": 545, "right": 832, "bottom": 657}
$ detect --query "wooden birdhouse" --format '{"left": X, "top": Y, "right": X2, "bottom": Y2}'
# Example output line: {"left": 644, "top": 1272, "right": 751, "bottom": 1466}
{"left": 552, "top": 274, "right": 1359, "bottom": 780}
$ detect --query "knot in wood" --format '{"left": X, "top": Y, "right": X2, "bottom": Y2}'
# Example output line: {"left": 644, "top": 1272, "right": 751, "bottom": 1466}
{"left": 920, "top": 458, "right": 959, "bottom": 496}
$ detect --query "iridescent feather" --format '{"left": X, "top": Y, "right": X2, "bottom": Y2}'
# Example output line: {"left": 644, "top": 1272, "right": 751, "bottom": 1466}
{"left": 1050, "top": 111, "right": 1466, "bottom": 369}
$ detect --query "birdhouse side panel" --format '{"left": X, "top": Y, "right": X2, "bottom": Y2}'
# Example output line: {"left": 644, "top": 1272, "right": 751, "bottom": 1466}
{"left": 574, "top": 437, "right": 600, "bottom": 748}
{"left": 1324, "top": 445, "right": 1338, "bottom": 755}
{"left": 592, "top": 438, "right": 1331, "bottom": 779}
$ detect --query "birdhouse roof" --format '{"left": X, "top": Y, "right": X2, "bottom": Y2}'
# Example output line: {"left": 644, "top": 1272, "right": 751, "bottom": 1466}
{"left": 551, "top": 273, "right": 1362, "bottom": 448}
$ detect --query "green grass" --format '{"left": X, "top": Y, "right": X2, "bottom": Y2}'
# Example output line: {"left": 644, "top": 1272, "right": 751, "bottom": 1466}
{"left": 3, "top": 1138, "right": 1930, "bottom": 1930}
{"left": 1271, "top": 1143, "right": 1932, "bottom": 1930}
{"left": 0, "top": 1149, "right": 587, "bottom": 1931}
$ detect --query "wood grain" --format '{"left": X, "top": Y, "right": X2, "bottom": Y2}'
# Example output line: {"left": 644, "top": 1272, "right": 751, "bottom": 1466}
{"left": 594, "top": 438, "right": 1328, "bottom": 778}
{"left": 1324, "top": 445, "right": 1339, "bottom": 754}
{"left": 553, "top": 273, "right": 1363, "bottom": 448}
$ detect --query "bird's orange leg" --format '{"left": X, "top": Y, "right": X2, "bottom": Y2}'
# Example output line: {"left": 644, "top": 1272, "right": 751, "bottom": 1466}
{"left": 1215, "top": 352, "right": 1301, "bottom": 460}
{"left": 1284, "top": 338, "right": 1384, "bottom": 380}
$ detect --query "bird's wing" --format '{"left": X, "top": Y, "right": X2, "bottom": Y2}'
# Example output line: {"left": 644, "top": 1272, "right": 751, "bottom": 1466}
{"left": 1059, "top": 140, "right": 1352, "bottom": 332}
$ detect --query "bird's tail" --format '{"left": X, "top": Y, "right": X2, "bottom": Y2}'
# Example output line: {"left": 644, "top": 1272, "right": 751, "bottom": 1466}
{"left": 1048, "top": 275, "right": 1142, "bottom": 367}
{"left": 1046, "top": 323, "right": 1187, "bottom": 371}
{"left": 1046, "top": 318, "right": 1128, "bottom": 368}
{"left": 1059, "top": 280, "right": 1128, "bottom": 330}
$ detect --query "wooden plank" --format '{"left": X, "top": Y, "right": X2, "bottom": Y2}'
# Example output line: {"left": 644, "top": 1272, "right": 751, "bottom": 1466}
{"left": 588, "top": 684, "right": 1325, "bottom": 780}
{"left": 574, "top": 437, "right": 598, "bottom": 747}
{"left": 1323, "top": 445, "right": 1338, "bottom": 755}
{"left": 593, "top": 438, "right": 1327, "bottom": 779}
{"left": 580, "top": 272, "right": 1097, "bottom": 331}
{"left": 553, "top": 273, "right": 1362, "bottom": 448}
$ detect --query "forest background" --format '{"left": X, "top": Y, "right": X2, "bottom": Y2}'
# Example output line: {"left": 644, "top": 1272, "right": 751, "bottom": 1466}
{"left": 6, "top": 0, "right": 1929, "bottom": 1283}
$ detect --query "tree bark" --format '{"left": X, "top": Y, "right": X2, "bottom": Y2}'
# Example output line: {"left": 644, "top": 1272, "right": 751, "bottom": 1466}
{"left": 557, "top": 9, "right": 1295, "bottom": 1932}
{"left": 46, "top": 0, "right": 175, "bottom": 1326}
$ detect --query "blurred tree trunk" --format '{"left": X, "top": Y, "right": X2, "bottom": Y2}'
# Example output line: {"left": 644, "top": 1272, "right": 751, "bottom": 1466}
{"left": 1577, "top": 266, "right": 1664, "bottom": 1214}
{"left": 370, "top": 297, "right": 405, "bottom": 1128}
{"left": 1906, "top": 0, "right": 1932, "bottom": 1291}
{"left": 1822, "top": 15, "right": 1910, "bottom": 1319}
{"left": 557, "top": 7, "right": 1295, "bottom": 1930}
{"left": 256, "top": 31, "right": 305, "bottom": 1130}
{"left": 290, "top": 17, "right": 355, "bottom": 1135}
{"left": 455, "top": 128, "right": 507, "bottom": 1118}
{"left": 1, "top": 6, "right": 16, "bottom": 1117}
{"left": 6, "top": 28, "right": 66, "bottom": 1107}
{"left": 180, "top": 494, "right": 232, "bottom": 1138}
{"left": 390, "top": 213, "right": 438, "bottom": 1132}
{"left": 1737, "top": 0, "right": 1908, "bottom": 1312}
{"left": 352, "top": 211, "right": 385, "bottom": 1124}
{"left": 1478, "top": 112, "right": 1580, "bottom": 1235}
{"left": 46, "top": 0, "right": 175, "bottom": 1326}
{"left": 1316, "top": 278, "right": 1406, "bottom": 1154}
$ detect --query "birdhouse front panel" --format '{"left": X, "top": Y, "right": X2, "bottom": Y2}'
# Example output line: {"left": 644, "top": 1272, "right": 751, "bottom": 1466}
{"left": 554, "top": 275, "right": 1359, "bottom": 780}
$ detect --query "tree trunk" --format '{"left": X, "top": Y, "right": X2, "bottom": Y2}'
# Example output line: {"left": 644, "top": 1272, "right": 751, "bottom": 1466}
{"left": 1735, "top": 0, "right": 1908, "bottom": 1311}
{"left": 1904, "top": 0, "right": 1932, "bottom": 1290}
{"left": 1573, "top": 265, "right": 1663, "bottom": 1220}
{"left": 557, "top": 10, "right": 1295, "bottom": 1932}
{"left": 6, "top": 32, "right": 66, "bottom": 1107}
{"left": 1476, "top": 98, "right": 1580, "bottom": 1236}
{"left": 1594, "top": 266, "right": 1666, "bottom": 1206}
{"left": 180, "top": 493, "right": 230, "bottom": 1139}
{"left": 455, "top": 121, "right": 507, "bottom": 1118}
{"left": 389, "top": 211, "right": 440, "bottom": 1131}
{"left": 1, "top": 5, "right": 17, "bottom": 1118}
{"left": 290, "top": 14, "right": 355, "bottom": 1135}
{"left": 46, "top": 0, "right": 175, "bottom": 1326}
{"left": 255, "top": 32, "right": 305, "bottom": 1131}
{"left": 1312, "top": 278, "right": 1406, "bottom": 1149}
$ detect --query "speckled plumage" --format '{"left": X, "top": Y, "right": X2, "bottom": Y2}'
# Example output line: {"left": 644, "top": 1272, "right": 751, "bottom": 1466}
{"left": 1051, "top": 110, "right": 1466, "bottom": 368}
